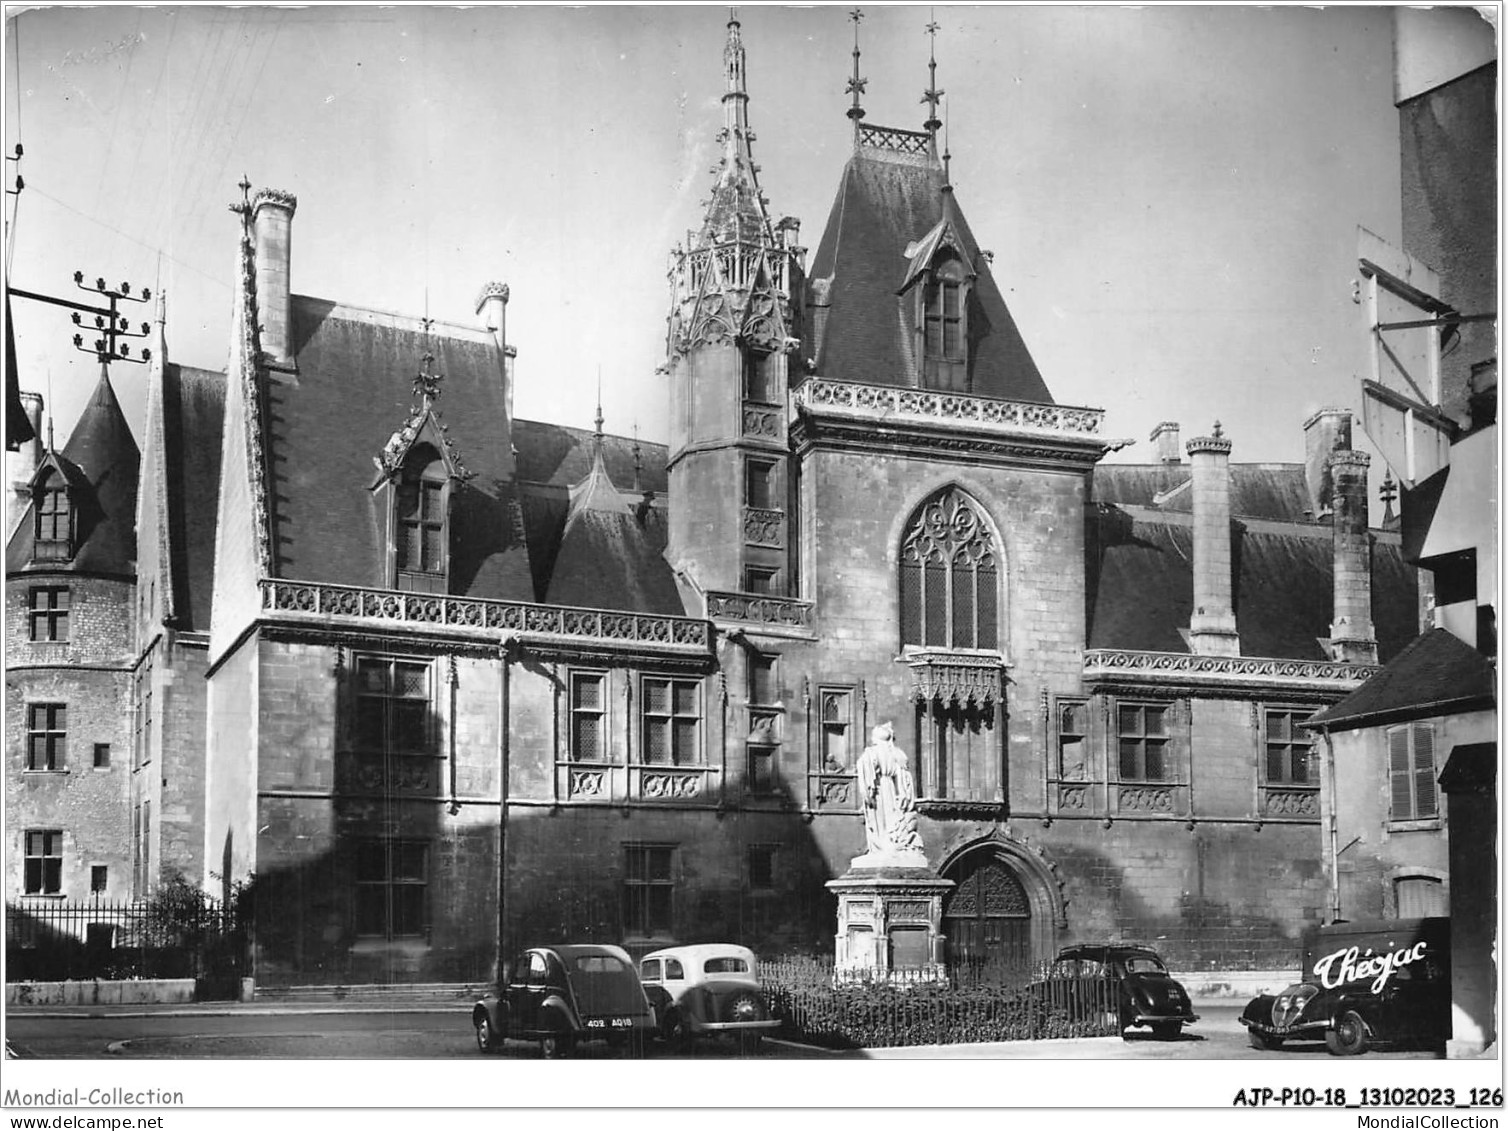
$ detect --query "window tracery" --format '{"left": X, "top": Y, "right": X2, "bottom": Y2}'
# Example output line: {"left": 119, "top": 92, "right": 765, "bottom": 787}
{"left": 899, "top": 489, "right": 999, "bottom": 651}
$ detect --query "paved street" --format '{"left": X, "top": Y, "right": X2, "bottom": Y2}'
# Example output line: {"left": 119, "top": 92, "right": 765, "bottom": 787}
{"left": 3, "top": 1003, "right": 1440, "bottom": 1060}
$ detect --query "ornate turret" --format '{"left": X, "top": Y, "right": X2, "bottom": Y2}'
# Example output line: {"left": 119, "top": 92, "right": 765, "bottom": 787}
{"left": 664, "top": 10, "right": 804, "bottom": 598}
{"left": 666, "top": 11, "right": 802, "bottom": 369}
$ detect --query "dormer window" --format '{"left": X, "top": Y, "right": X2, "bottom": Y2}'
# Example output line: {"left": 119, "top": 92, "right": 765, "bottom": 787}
{"left": 922, "top": 255, "right": 968, "bottom": 391}
{"left": 392, "top": 445, "right": 449, "bottom": 593}
{"left": 33, "top": 471, "right": 73, "bottom": 562}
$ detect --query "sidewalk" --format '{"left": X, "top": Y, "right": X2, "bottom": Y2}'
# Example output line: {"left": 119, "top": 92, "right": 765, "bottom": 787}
{"left": 5, "top": 993, "right": 1241, "bottom": 1021}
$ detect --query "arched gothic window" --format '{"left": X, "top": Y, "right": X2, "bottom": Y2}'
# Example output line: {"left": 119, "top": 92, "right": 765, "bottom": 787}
{"left": 393, "top": 446, "right": 449, "bottom": 593}
{"left": 899, "top": 489, "right": 999, "bottom": 651}
{"left": 33, "top": 470, "right": 74, "bottom": 562}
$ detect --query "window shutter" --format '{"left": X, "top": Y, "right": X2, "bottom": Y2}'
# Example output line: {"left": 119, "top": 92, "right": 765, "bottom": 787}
{"left": 1388, "top": 726, "right": 1413, "bottom": 819}
{"left": 1412, "top": 723, "right": 1437, "bottom": 819}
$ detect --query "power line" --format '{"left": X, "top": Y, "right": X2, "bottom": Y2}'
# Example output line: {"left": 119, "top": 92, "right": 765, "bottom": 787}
{"left": 25, "top": 184, "right": 229, "bottom": 291}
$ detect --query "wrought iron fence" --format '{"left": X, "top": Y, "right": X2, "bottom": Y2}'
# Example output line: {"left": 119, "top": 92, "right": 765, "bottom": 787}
{"left": 6, "top": 897, "right": 247, "bottom": 996}
{"left": 756, "top": 956, "right": 1120, "bottom": 1048}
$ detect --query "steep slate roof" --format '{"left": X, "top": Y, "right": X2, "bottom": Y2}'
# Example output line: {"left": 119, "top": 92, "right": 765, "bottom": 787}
{"left": 1093, "top": 463, "right": 1316, "bottom": 523}
{"left": 1087, "top": 508, "right": 1420, "bottom": 662}
{"left": 6, "top": 366, "right": 139, "bottom": 576}
{"left": 513, "top": 421, "right": 668, "bottom": 493}
{"left": 803, "top": 143, "right": 1052, "bottom": 403}
{"left": 162, "top": 365, "right": 225, "bottom": 631}
{"left": 1306, "top": 628, "right": 1496, "bottom": 731}
{"left": 543, "top": 438, "right": 683, "bottom": 613}
{"left": 268, "top": 297, "right": 532, "bottom": 600}
{"left": 513, "top": 422, "right": 673, "bottom": 605}
{"left": 544, "top": 504, "right": 685, "bottom": 615}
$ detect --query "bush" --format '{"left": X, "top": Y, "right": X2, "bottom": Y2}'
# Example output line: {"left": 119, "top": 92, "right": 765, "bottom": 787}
{"left": 759, "top": 958, "right": 1115, "bottom": 1048}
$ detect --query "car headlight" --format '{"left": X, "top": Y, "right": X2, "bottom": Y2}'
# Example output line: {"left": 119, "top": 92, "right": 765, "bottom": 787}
{"left": 1272, "top": 984, "right": 1318, "bottom": 1028}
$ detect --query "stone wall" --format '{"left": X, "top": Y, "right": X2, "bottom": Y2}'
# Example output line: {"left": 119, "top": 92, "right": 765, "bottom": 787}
{"left": 249, "top": 638, "right": 504, "bottom": 986}
{"left": 5, "top": 575, "right": 135, "bottom": 901}
{"left": 154, "top": 635, "right": 212, "bottom": 889}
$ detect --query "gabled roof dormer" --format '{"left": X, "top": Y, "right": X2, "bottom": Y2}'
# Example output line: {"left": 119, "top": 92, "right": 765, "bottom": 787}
{"left": 802, "top": 15, "right": 1050, "bottom": 402}
{"left": 6, "top": 361, "right": 139, "bottom": 575}
{"left": 28, "top": 452, "right": 87, "bottom": 564}
{"left": 371, "top": 353, "right": 476, "bottom": 594}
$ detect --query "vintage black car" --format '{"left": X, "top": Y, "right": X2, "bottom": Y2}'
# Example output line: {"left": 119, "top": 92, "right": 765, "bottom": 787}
{"left": 472, "top": 944, "right": 657, "bottom": 1058}
{"left": 1036, "top": 943, "right": 1199, "bottom": 1039}
{"left": 1240, "top": 918, "right": 1450, "bottom": 1056}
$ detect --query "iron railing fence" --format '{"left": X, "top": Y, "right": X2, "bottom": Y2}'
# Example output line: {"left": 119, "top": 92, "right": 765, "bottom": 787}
{"left": 6, "top": 898, "right": 246, "bottom": 995}
{"left": 756, "top": 957, "right": 1120, "bottom": 1048}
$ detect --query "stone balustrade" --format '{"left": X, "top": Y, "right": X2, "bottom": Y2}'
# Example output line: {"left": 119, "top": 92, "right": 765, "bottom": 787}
{"left": 791, "top": 378, "right": 1105, "bottom": 436}
{"left": 704, "top": 589, "right": 814, "bottom": 630}
{"left": 1083, "top": 649, "right": 1380, "bottom": 691}
{"left": 260, "top": 579, "right": 712, "bottom": 652}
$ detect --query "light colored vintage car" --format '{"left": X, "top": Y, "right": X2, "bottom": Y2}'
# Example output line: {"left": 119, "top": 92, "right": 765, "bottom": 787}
{"left": 638, "top": 944, "right": 781, "bottom": 1054}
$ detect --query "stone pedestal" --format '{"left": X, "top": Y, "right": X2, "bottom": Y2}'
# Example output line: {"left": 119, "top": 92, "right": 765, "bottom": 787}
{"left": 827, "top": 859, "right": 954, "bottom": 982}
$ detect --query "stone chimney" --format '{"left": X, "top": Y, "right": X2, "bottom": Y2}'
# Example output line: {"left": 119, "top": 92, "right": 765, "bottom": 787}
{"left": 1303, "top": 408, "right": 1352, "bottom": 520}
{"left": 475, "top": 282, "right": 509, "bottom": 349}
{"left": 1150, "top": 421, "right": 1181, "bottom": 464}
{"left": 1186, "top": 424, "right": 1240, "bottom": 656}
{"left": 7, "top": 391, "right": 43, "bottom": 539}
{"left": 475, "top": 281, "right": 516, "bottom": 425}
{"left": 251, "top": 189, "right": 297, "bottom": 369}
{"left": 1329, "top": 449, "right": 1378, "bottom": 663}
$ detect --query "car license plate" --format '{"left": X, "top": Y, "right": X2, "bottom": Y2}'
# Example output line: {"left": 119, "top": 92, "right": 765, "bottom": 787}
{"left": 586, "top": 1017, "right": 633, "bottom": 1029}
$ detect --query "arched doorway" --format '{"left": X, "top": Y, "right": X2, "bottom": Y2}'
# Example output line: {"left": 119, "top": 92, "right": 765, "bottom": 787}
{"left": 942, "top": 853, "right": 1033, "bottom": 970}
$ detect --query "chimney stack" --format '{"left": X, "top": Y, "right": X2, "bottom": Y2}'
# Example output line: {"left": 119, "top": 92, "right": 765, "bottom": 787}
{"left": 1303, "top": 408, "right": 1352, "bottom": 520}
{"left": 7, "top": 391, "right": 43, "bottom": 539}
{"left": 475, "top": 282, "right": 510, "bottom": 349}
{"left": 1186, "top": 424, "right": 1240, "bottom": 656}
{"left": 1150, "top": 421, "right": 1181, "bottom": 464}
{"left": 251, "top": 189, "right": 297, "bottom": 368}
{"left": 1329, "top": 449, "right": 1378, "bottom": 663}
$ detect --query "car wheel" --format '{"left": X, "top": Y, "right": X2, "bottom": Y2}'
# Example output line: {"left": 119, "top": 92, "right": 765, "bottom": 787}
{"left": 475, "top": 1015, "right": 498, "bottom": 1054}
{"left": 540, "top": 1034, "right": 574, "bottom": 1059}
{"left": 727, "top": 992, "right": 760, "bottom": 1016}
{"left": 658, "top": 1007, "right": 682, "bottom": 1045}
{"left": 1325, "top": 1011, "right": 1370, "bottom": 1056}
{"left": 1249, "top": 1030, "right": 1284, "bottom": 1051}
{"left": 1151, "top": 1021, "right": 1182, "bottom": 1040}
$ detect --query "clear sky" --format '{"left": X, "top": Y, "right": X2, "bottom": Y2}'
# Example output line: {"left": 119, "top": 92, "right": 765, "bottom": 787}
{"left": 4, "top": 4, "right": 1413, "bottom": 476}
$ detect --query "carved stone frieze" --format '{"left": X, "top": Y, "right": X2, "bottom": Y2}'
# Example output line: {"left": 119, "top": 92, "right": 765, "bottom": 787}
{"left": 1058, "top": 785, "right": 1089, "bottom": 811}
{"left": 742, "top": 506, "right": 785, "bottom": 547}
{"left": 1262, "top": 788, "right": 1320, "bottom": 818}
{"left": 907, "top": 650, "right": 1004, "bottom": 707}
{"left": 742, "top": 405, "right": 783, "bottom": 439}
{"left": 1118, "top": 786, "right": 1175, "bottom": 814}
{"left": 641, "top": 770, "right": 704, "bottom": 800}
{"left": 816, "top": 775, "right": 855, "bottom": 809}
{"left": 570, "top": 770, "right": 606, "bottom": 799}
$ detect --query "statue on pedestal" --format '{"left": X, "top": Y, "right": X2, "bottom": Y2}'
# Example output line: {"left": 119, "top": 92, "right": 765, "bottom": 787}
{"left": 854, "top": 722, "right": 925, "bottom": 863}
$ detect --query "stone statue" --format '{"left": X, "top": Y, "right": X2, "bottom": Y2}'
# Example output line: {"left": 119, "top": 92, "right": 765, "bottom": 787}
{"left": 855, "top": 722, "right": 924, "bottom": 860}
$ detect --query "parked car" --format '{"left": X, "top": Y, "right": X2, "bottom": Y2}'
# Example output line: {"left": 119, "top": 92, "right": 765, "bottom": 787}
{"left": 1240, "top": 918, "right": 1450, "bottom": 1056}
{"left": 473, "top": 944, "right": 656, "bottom": 1058}
{"left": 1034, "top": 943, "right": 1199, "bottom": 1039}
{"left": 639, "top": 943, "right": 780, "bottom": 1054}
